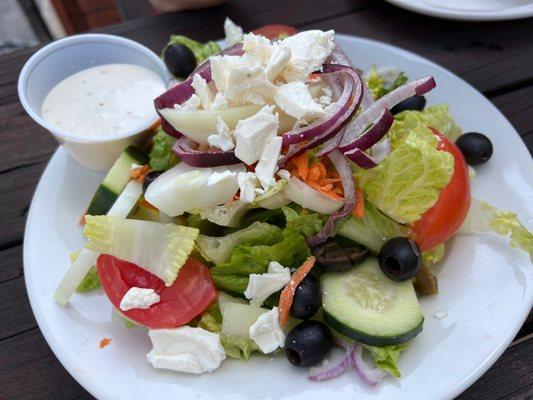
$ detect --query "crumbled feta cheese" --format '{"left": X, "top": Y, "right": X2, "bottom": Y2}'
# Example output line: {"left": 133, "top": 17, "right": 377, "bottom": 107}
{"left": 243, "top": 33, "right": 272, "bottom": 65}
{"left": 146, "top": 327, "right": 226, "bottom": 374}
{"left": 210, "top": 55, "right": 242, "bottom": 93}
{"left": 244, "top": 261, "right": 291, "bottom": 306}
{"left": 280, "top": 30, "right": 335, "bottom": 82}
{"left": 210, "top": 92, "right": 229, "bottom": 110}
{"left": 175, "top": 94, "right": 202, "bottom": 111}
{"left": 191, "top": 73, "right": 214, "bottom": 109}
{"left": 318, "top": 86, "right": 333, "bottom": 107}
{"left": 234, "top": 105, "right": 279, "bottom": 164}
{"left": 237, "top": 172, "right": 259, "bottom": 203}
{"left": 207, "top": 116, "right": 235, "bottom": 151}
{"left": 249, "top": 307, "right": 285, "bottom": 354}
{"left": 274, "top": 82, "right": 326, "bottom": 124}
{"left": 255, "top": 136, "right": 282, "bottom": 190}
{"left": 265, "top": 45, "right": 292, "bottom": 81}
{"left": 119, "top": 287, "right": 160, "bottom": 311}
{"left": 224, "top": 17, "right": 243, "bottom": 46}
{"left": 277, "top": 169, "right": 291, "bottom": 180}
{"left": 245, "top": 91, "right": 266, "bottom": 105}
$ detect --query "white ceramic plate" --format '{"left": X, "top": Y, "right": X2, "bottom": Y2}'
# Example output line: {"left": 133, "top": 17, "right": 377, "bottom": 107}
{"left": 24, "top": 34, "right": 533, "bottom": 400}
{"left": 385, "top": 0, "right": 533, "bottom": 21}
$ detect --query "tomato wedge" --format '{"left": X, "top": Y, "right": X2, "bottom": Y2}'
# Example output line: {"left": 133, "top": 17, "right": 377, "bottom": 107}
{"left": 411, "top": 128, "right": 471, "bottom": 251}
{"left": 252, "top": 25, "right": 297, "bottom": 40}
{"left": 97, "top": 255, "right": 217, "bottom": 329}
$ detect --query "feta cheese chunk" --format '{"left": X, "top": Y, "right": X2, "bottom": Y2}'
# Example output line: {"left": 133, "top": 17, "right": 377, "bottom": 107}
{"left": 176, "top": 94, "right": 202, "bottom": 111}
{"left": 224, "top": 17, "right": 243, "bottom": 46}
{"left": 280, "top": 30, "right": 335, "bottom": 82}
{"left": 237, "top": 172, "right": 260, "bottom": 203}
{"left": 208, "top": 116, "right": 235, "bottom": 151}
{"left": 249, "top": 307, "right": 285, "bottom": 354}
{"left": 274, "top": 82, "right": 326, "bottom": 124}
{"left": 210, "top": 92, "right": 229, "bottom": 110}
{"left": 120, "top": 287, "right": 160, "bottom": 311}
{"left": 234, "top": 105, "right": 279, "bottom": 164}
{"left": 256, "top": 136, "right": 282, "bottom": 190}
{"left": 265, "top": 45, "right": 292, "bottom": 81}
{"left": 318, "top": 86, "right": 333, "bottom": 107}
{"left": 244, "top": 261, "right": 291, "bottom": 306}
{"left": 147, "top": 327, "right": 226, "bottom": 374}
{"left": 243, "top": 33, "right": 272, "bottom": 66}
{"left": 192, "top": 73, "right": 214, "bottom": 109}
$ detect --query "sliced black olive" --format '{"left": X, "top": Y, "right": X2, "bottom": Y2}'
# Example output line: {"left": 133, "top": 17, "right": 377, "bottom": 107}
{"left": 142, "top": 171, "right": 162, "bottom": 193}
{"left": 455, "top": 132, "right": 493, "bottom": 166}
{"left": 163, "top": 44, "right": 196, "bottom": 78}
{"left": 390, "top": 95, "right": 426, "bottom": 115}
{"left": 290, "top": 275, "right": 321, "bottom": 320}
{"left": 285, "top": 320, "right": 333, "bottom": 367}
{"left": 312, "top": 239, "right": 369, "bottom": 271}
{"left": 378, "top": 237, "right": 422, "bottom": 282}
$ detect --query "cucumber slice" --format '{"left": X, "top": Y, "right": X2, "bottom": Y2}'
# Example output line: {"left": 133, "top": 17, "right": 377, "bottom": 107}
{"left": 86, "top": 146, "right": 147, "bottom": 216}
{"left": 321, "top": 258, "right": 424, "bottom": 346}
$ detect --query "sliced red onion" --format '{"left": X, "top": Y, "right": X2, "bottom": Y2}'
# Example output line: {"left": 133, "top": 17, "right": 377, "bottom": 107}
{"left": 339, "top": 76, "right": 436, "bottom": 149}
{"left": 317, "top": 127, "right": 346, "bottom": 157}
{"left": 351, "top": 343, "right": 388, "bottom": 386}
{"left": 344, "top": 148, "right": 378, "bottom": 169}
{"left": 281, "top": 64, "right": 362, "bottom": 146}
{"left": 326, "top": 42, "right": 353, "bottom": 67}
{"left": 338, "top": 108, "right": 394, "bottom": 153}
{"left": 307, "top": 150, "right": 356, "bottom": 247}
{"left": 173, "top": 137, "right": 241, "bottom": 167}
{"left": 154, "top": 44, "right": 244, "bottom": 138}
{"left": 308, "top": 346, "right": 356, "bottom": 382}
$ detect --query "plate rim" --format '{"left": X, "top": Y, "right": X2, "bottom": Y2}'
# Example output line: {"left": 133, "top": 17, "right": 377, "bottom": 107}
{"left": 384, "top": 0, "right": 533, "bottom": 21}
{"left": 23, "top": 33, "right": 533, "bottom": 400}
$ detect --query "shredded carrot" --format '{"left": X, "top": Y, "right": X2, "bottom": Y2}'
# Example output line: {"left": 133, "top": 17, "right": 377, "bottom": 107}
{"left": 353, "top": 187, "right": 365, "bottom": 219}
{"left": 99, "top": 337, "right": 112, "bottom": 349}
{"left": 292, "top": 153, "right": 309, "bottom": 180}
{"left": 225, "top": 193, "right": 240, "bottom": 207}
{"left": 79, "top": 213, "right": 86, "bottom": 226}
{"left": 308, "top": 73, "right": 320, "bottom": 82}
{"left": 278, "top": 256, "right": 316, "bottom": 327}
{"left": 307, "top": 165, "right": 321, "bottom": 182}
{"left": 311, "top": 162, "right": 327, "bottom": 177}
{"left": 131, "top": 165, "right": 151, "bottom": 182}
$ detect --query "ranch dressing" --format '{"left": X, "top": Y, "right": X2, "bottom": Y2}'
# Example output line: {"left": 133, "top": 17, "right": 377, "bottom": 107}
{"left": 41, "top": 64, "right": 166, "bottom": 137}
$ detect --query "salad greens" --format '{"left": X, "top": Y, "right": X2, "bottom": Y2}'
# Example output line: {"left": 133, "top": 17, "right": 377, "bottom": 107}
{"left": 282, "top": 206, "right": 325, "bottom": 238}
{"left": 363, "top": 343, "right": 408, "bottom": 378}
{"left": 84, "top": 216, "right": 199, "bottom": 285}
{"left": 149, "top": 128, "right": 179, "bottom": 171}
{"left": 422, "top": 244, "right": 445, "bottom": 265}
{"left": 365, "top": 66, "right": 408, "bottom": 100}
{"left": 69, "top": 251, "right": 100, "bottom": 293}
{"left": 163, "top": 35, "right": 220, "bottom": 65}
{"left": 461, "top": 198, "right": 533, "bottom": 261}
{"left": 357, "top": 125, "right": 454, "bottom": 224}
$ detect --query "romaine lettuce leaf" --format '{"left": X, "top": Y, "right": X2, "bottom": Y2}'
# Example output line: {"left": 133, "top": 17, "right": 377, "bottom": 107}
{"left": 365, "top": 66, "right": 408, "bottom": 100}
{"left": 363, "top": 343, "right": 408, "bottom": 378}
{"left": 460, "top": 198, "right": 533, "bottom": 261}
{"left": 422, "top": 244, "right": 445, "bottom": 265}
{"left": 196, "top": 221, "right": 282, "bottom": 265}
{"left": 356, "top": 125, "right": 454, "bottom": 224}
{"left": 149, "top": 128, "right": 179, "bottom": 171}
{"left": 389, "top": 105, "right": 462, "bottom": 147}
{"left": 210, "top": 230, "right": 310, "bottom": 293}
{"left": 164, "top": 35, "right": 220, "bottom": 65}
{"left": 84, "top": 216, "right": 199, "bottom": 285}
{"left": 198, "top": 303, "right": 223, "bottom": 333}
{"left": 70, "top": 251, "right": 100, "bottom": 293}
{"left": 337, "top": 202, "right": 407, "bottom": 253}
{"left": 282, "top": 206, "right": 324, "bottom": 238}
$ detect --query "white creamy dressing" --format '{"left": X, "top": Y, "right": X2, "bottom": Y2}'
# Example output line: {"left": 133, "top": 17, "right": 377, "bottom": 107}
{"left": 41, "top": 63, "right": 166, "bottom": 137}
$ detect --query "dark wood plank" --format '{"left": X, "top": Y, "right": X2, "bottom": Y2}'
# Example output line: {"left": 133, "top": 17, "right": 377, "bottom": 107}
{"left": 0, "top": 245, "right": 23, "bottom": 284}
{"left": 491, "top": 84, "right": 533, "bottom": 141}
{"left": 0, "top": 277, "right": 36, "bottom": 340}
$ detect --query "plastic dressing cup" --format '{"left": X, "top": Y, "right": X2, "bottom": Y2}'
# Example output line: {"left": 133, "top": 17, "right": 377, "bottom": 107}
{"left": 18, "top": 34, "right": 170, "bottom": 171}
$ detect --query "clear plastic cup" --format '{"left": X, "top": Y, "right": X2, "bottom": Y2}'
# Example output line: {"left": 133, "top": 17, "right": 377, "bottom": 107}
{"left": 18, "top": 33, "right": 170, "bottom": 171}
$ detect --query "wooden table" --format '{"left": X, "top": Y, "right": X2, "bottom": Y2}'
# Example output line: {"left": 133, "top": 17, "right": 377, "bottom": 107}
{"left": 0, "top": 1, "right": 531, "bottom": 398}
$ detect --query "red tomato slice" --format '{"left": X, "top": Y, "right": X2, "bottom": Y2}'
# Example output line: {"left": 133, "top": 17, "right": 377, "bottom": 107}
{"left": 252, "top": 25, "right": 297, "bottom": 40}
{"left": 411, "top": 128, "right": 471, "bottom": 251}
{"left": 97, "top": 255, "right": 217, "bottom": 329}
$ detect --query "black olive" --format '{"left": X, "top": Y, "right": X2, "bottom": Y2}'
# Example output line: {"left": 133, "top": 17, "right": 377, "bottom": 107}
{"left": 163, "top": 44, "right": 196, "bottom": 78}
{"left": 290, "top": 275, "right": 322, "bottom": 320}
{"left": 312, "top": 239, "right": 369, "bottom": 271}
{"left": 390, "top": 95, "right": 426, "bottom": 115}
{"left": 455, "top": 132, "right": 493, "bottom": 166}
{"left": 285, "top": 320, "right": 333, "bottom": 367}
{"left": 142, "top": 171, "right": 162, "bottom": 193}
{"left": 378, "top": 237, "right": 422, "bottom": 282}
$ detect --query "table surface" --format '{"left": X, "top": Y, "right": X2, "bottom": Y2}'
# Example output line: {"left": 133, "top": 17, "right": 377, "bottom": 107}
{"left": 0, "top": 1, "right": 532, "bottom": 399}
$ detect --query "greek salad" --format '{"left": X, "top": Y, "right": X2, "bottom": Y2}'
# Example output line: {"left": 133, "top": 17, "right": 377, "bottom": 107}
{"left": 54, "top": 20, "right": 532, "bottom": 384}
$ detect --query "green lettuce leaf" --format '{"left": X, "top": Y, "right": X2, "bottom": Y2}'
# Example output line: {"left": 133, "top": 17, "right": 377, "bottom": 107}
{"left": 389, "top": 105, "right": 462, "bottom": 147}
{"left": 198, "top": 304, "right": 223, "bottom": 333}
{"left": 196, "top": 221, "right": 282, "bottom": 265}
{"left": 149, "top": 128, "right": 179, "bottom": 171}
{"left": 337, "top": 202, "right": 408, "bottom": 253}
{"left": 460, "top": 198, "right": 533, "bottom": 261}
{"left": 69, "top": 252, "right": 100, "bottom": 293}
{"left": 363, "top": 344, "right": 408, "bottom": 378}
{"left": 365, "top": 66, "right": 408, "bottom": 100}
{"left": 210, "top": 230, "right": 310, "bottom": 293}
{"left": 164, "top": 35, "right": 220, "bottom": 66}
{"left": 356, "top": 125, "right": 454, "bottom": 224}
{"left": 282, "top": 206, "right": 324, "bottom": 238}
{"left": 422, "top": 244, "right": 445, "bottom": 265}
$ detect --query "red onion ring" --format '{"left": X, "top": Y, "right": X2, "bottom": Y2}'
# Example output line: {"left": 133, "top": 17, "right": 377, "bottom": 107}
{"left": 337, "top": 108, "right": 394, "bottom": 153}
{"left": 344, "top": 148, "right": 378, "bottom": 169}
{"left": 173, "top": 137, "right": 241, "bottom": 167}
{"left": 308, "top": 344, "right": 356, "bottom": 381}
{"left": 307, "top": 150, "right": 356, "bottom": 247}
{"left": 339, "top": 76, "right": 436, "bottom": 149}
